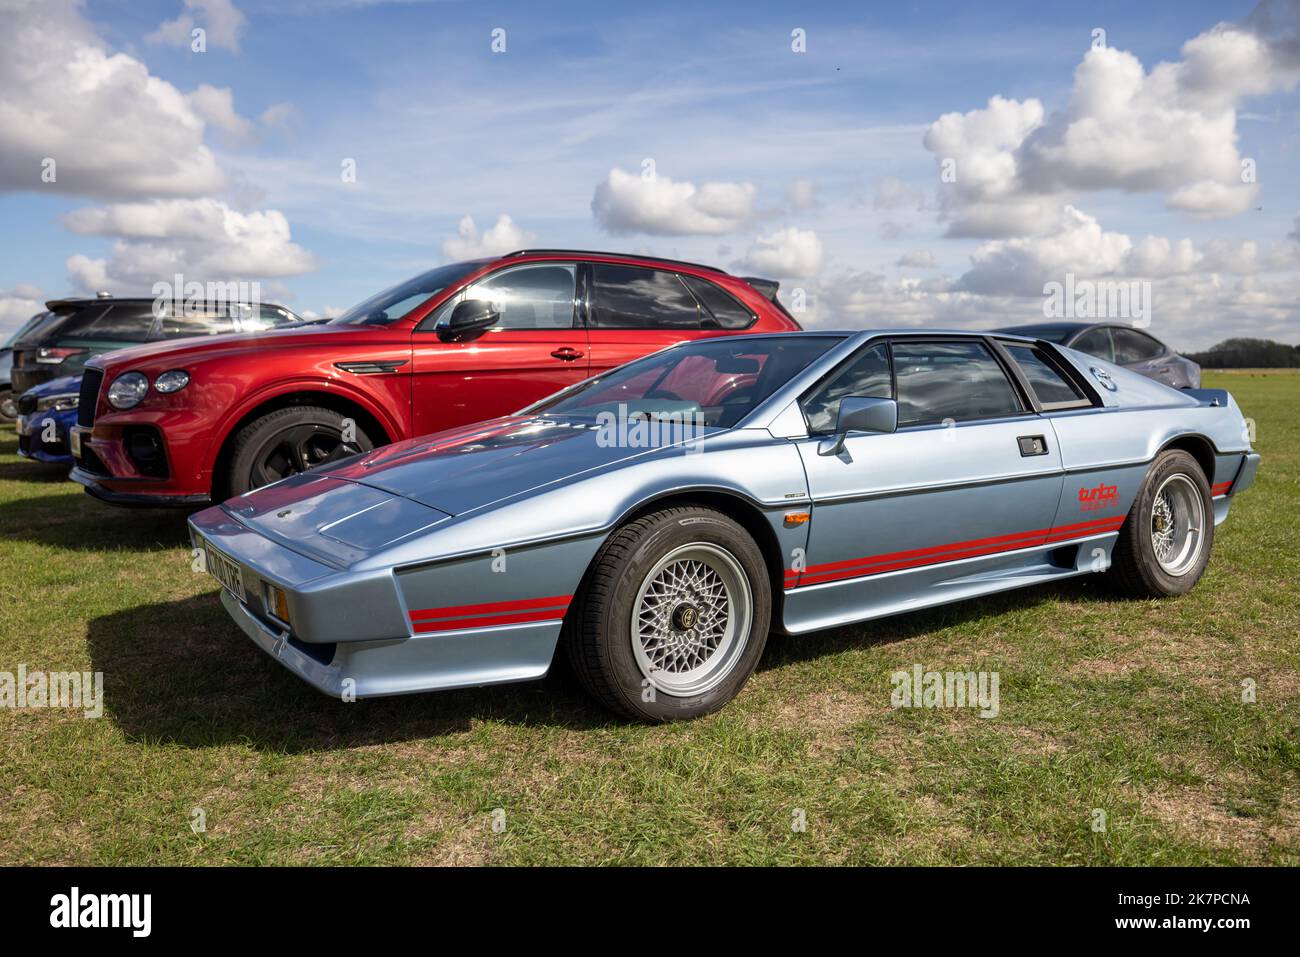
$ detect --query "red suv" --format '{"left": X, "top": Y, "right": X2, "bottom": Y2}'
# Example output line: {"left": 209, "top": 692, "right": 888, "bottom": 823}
{"left": 70, "top": 250, "right": 801, "bottom": 507}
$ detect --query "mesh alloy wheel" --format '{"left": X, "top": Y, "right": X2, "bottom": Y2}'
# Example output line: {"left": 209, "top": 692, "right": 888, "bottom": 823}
{"left": 1149, "top": 473, "right": 1206, "bottom": 576}
{"left": 630, "top": 543, "right": 753, "bottom": 696}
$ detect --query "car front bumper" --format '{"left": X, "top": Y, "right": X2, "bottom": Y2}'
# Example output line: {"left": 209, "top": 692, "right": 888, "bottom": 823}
{"left": 189, "top": 505, "right": 563, "bottom": 699}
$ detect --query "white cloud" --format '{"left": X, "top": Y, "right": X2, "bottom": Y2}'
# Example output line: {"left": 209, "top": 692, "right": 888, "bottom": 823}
{"left": 62, "top": 198, "right": 316, "bottom": 293}
{"left": 440, "top": 214, "right": 534, "bottom": 260}
{"left": 147, "top": 0, "right": 247, "bottom": 54}
{"left": 188, "top": 84, "right": 255, "bottom": 144}
{"left": 0, "top": 0, "right": 225, "bottom": 200}
{"left": 959, "top": 206, "right": 1135, "bottom": 295}
{"left": 591, "top": 168, "right": 757, "bottom": 235}
{"left": 897, "top": 249, "right": 938, "bottom": 268}
{"left": 0, "top": 284, "right": 45, "bottom": 341}
{"left": 259, "top": 102, "right": 296, "bottom": 129}
{"left": 786, "top": 178, "right": 819, "bottom": 210}
{"left": 872, "top": 176, "right": 926, "bottom": 212}
{"left": 925, "top": 5, "right": 1300, "bottom": 234}
{"left": 957, "top": 205, "right": 1300, "bottom": 296}
{"left": 740, "top": 227, "right": 823, "bottom": 278}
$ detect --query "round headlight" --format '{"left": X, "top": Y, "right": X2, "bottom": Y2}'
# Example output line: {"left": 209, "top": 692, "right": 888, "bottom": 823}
{"left": 154, "top": 370, "right": 190, "bottom": 394}
{"left": 107, "top": 372, "right": 149, "bottom": 410}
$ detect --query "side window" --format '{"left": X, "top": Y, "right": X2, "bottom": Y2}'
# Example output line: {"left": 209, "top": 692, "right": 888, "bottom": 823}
{"left": 892, "top": 341, "right": 1023, "bottom": 427}
{"left": 62, "top": 304, "right": 155, "bottom": 343}
{"left": 1071, "top": 327, "right": 1113, "bottom": 362}
{"left": 1005, "top": 344, "right": 1087, "bottom": 406}
{"left": 155, "top": 305, "right": 238, "bottom": 339}
{"left": 680, "top": 275, "right": 755, "bottom": 330}
{"left": 590, "top": 264, "right": 701, "bottom": 329}
{"left": 1112, "top": 327, "right": 1164, "bottom": 363}
{"left": 463, "top": 263, "right": 577, "bottom": 329}
{"left": 237, "top": 304, "right": 299, "bottom": 331}
{"left": 799, "top": 343, "right": 891, "bottom": 434}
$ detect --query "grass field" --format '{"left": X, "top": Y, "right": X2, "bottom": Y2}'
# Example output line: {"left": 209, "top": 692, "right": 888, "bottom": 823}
{"left": 1, "top": 372, "right": 1296, "bottom": 865}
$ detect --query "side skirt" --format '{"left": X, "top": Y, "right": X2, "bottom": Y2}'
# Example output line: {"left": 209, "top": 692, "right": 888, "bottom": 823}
{"left": 781, "top": 530, "right": 1118, "bottom": 636}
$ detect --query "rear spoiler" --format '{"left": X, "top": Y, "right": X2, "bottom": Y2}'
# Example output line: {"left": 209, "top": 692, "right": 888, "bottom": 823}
{"left": 740, "top": 276, "right": 801, "bottom": 327}
{"left": 1182, "top": 388, "right": 1231, "bottom": 407}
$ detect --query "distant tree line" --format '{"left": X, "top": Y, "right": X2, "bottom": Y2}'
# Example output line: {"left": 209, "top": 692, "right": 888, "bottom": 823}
{"left": 1186, "top": 338, "right": 1300, "bottom": 368}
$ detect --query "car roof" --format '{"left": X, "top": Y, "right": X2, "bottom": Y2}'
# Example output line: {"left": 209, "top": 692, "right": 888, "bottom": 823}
{"left": 682, "top": 327, "right": 1042, "bottom": 345}
{"left": 501, "top": 249, "right": 727, "bottom": 274}
{"left": 44, "top": 296, "right": 295, "bottom": 311}
{"left": 989, "top": 321, "right": 1094, "bottom": 334}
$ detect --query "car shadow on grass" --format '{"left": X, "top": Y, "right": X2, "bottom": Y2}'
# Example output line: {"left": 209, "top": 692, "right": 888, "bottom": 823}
{"left": 0, "top": 459, "right": 70, "bottom": 483}
{"left": 0, "top": 491, "right": 193, "bottom": 551}
{"left": 760, "top": 575, "right": 1102, "bottom": 672}
{"left": 86, "top": 592, "right": 613, "bottom": 752}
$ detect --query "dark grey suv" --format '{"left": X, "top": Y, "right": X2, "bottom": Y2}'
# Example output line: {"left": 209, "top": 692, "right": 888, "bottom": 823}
{"left": 992, "top": 322, "right": 1201, "bottom": 389}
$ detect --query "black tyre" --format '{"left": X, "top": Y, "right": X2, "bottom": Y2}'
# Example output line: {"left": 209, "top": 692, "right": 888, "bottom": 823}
{"left": 565, "top": 506, "right": 772, "bottom": 721}
{"left": 0, "top": 389, "right": 15, "bottom": 421}
{"left": 225, "top": 405, "right": 376, "bottom": 497}
{"left": 1106, "top": 449, "right": 1213, "bottom": 597}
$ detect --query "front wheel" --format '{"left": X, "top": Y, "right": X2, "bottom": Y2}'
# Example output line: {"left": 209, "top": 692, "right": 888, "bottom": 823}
{"left": 565, "top": 506, "right": 772, "bottom": 721}
{"left": 224, "top": 405, "right": 376, "bottom": 497}
{"left": 1106, "top": 449, "right": 1213, "bottom": 597}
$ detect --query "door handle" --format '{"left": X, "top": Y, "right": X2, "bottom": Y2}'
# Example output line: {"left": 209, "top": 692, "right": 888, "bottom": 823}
{"left": 550, "top": 347, "right": 584, "bottom": 361}
{"left": 1017, "top": 435, "right": 1048, "bottom": 456}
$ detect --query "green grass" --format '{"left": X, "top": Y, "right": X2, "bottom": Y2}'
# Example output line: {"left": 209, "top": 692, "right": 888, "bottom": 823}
{"left": 1, "top": 371, "right": 1296, "bottom": 865}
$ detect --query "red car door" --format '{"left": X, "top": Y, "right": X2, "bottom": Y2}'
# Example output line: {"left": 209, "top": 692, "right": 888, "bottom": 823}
{"left": 582, "top": 263, "right": 715, "bottom": 376}
{"left": 409, "top": 261, "right": 589, "bottom": 436}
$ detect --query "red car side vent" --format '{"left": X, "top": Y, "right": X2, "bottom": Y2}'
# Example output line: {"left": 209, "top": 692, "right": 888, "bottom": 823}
{"left": 334, "top": 360, "right": 408, "bottom": 375}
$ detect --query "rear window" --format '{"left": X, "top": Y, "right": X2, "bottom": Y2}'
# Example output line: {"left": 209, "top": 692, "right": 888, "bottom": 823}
{"left": 49, "top": 303, "right": 156, "bottom": 343}
{"left": 1112, "top": 327, "right": 1164, "bottom": 363}
{"left": 1005, "top": 344, "right": 1087, "bottom": 407}
{"left": 680, "top": 275, "right": 755, "bottom": 330}
{"left": 590, "top": 264, "right": 701, "bottom": 329}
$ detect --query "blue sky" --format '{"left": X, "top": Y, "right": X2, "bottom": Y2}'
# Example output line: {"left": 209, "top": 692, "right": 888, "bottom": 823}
{"left": 1, "top": 0, "right": 1297, "bottom": 348}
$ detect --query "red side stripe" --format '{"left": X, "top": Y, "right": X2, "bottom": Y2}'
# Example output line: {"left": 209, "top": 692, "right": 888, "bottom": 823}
{"left": 409, "top": 594, "right": 572, "bottom": 623}
{"left": 788, "top": 515, "right": 1126, "bottom": 589}
{"left": 412, "top": 606, "right": 569, "bottom": 634}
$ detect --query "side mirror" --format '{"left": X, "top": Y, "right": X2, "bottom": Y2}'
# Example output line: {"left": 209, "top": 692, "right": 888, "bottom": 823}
{"left": 820, "top": 396, "right": 897, "bottom": 456}
{"left": 437, "top": 299, "right": 499, "bottom": 341}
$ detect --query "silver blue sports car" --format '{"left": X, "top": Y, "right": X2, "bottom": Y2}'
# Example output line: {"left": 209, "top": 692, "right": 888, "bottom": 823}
{"left": 189, "top": 330, "right": 1259, "bottom": 720}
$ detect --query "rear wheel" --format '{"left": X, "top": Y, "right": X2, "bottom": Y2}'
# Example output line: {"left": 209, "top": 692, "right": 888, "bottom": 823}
{"left": 1106, "top": 449, "right": 1213, "bottom": 597}
{"left": 225, "top": 405, "right": 376, "bottom": 497}
{"left": 565, "top": 506, "right": 771, "bottom": 721}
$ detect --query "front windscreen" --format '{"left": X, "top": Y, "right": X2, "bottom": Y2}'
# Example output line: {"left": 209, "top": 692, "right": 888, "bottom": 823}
{"left": 535, "top": 335, "right": 843, "bottom": 429}
{"left": 329, "top": 261, "right": 489, "bottom": 326}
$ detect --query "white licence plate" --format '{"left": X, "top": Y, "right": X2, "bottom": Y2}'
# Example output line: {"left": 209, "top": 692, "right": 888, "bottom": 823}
{"left": 203, "top": 540, "right": 247, "bottom": 602}
{"left": 16, "top": 417, "right": 31, "bottom": 437}
{"left": 70, "top": 429, "right": 82, "bottom": 456}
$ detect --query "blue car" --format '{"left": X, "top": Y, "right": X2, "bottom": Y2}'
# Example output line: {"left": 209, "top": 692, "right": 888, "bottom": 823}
{"left": 16, "top": 374, "right": 82, "bottom": 465}
{"left": 189, "top": 330, "right": 1259, "bottom": 721}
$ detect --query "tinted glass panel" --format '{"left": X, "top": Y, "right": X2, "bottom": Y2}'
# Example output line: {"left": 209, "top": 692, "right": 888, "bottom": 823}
{"left": 537, "top": 336, "right": 841, "bottom": 429}
{"left": 1071, "top": 327, "right": 1113, "bottom": 361}
{"left": 591, "top": 265, "right": 700, "bottom": 329}
{"left": 892, "top": 341, "right": 1022, "bottom": 426}
{"left": 465, "top": 263, "right": 577, "bottom": 329}
{"left": 1112, "top": 327, "right": 1164, "bottom": 363}
{"left": 238, "top": 304, "right": 299, "bottom": 331}
{"left": 681, "top": 275, "right": 754, "bottom": 330}
{"left": 154, "top": 306, "right": 237, "bottom": 339}
{"left": 1006, "top": 344, "right": 1085, "bottom": 405}
{"left": 800, "top": 343, "right": 892, "bottom": 433}
{"left": 332, "top": 260, "right": 486, "bottom": 326}
{"left": 54, "top": 304, "right": 156, "bottom": 342}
